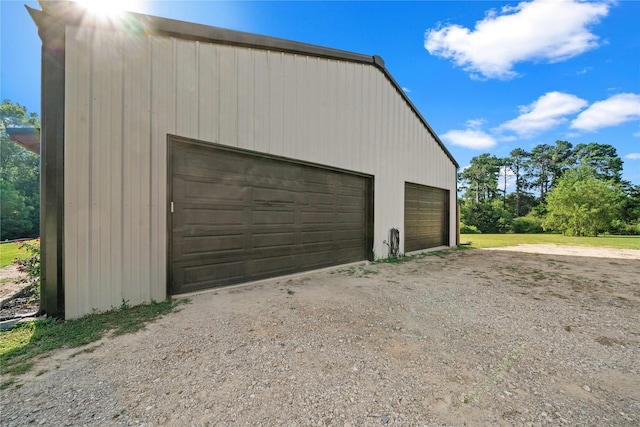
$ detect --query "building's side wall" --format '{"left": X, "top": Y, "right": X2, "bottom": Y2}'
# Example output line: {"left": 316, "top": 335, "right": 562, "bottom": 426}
{"left": 64, "top": 26, "right": 457, "bottom": 318}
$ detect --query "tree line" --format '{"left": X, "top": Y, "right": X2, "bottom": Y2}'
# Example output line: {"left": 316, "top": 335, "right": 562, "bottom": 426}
{"left": 459, "top": 140, "right": 640, "bottom": 236}
{"left": 1, "top": 100, "right": 40, "bottom": 241}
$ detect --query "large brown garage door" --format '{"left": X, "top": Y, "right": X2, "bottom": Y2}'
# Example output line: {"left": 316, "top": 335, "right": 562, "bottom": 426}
{"left": 404, "top": 183, "right": 449, "bottom": 252}
{"left": 169, "top": 137, "right": 373, "bottom": 294}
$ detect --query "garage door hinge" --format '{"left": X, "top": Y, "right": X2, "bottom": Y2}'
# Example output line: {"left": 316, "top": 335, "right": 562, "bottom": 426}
{"left": 171, "top": 201, "right": 174, "bottom": 213}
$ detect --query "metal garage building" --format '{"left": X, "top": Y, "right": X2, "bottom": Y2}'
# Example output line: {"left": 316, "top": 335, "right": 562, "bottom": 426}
{"left": 30, "top": 1, "right": 458, "bottom": 319}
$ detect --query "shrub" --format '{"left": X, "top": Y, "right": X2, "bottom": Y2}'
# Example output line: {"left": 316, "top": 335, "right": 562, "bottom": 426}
{"left": 461, "top": 200, "right": 512, "bottom": 234}
{"left": 14, "top": 238, "right": 40, "bottom": 288}
{"left": 460, "top": 223, "right": 481, "bottom": 234}
{"left": 607, "top": 220, "right": 640, "bottom": 236}
{"left": 512, "top": 216, "right": 544, "bottom": 234}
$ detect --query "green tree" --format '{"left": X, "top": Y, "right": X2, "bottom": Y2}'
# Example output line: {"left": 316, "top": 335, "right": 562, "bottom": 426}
{"left": 1, "top": 100, "right": 40, "bottom": 240}
{"left": 459, "top": 153, "right": 501, "bottom": 203}
{"left": 527, "top": 141, "right": 575, "bottom": 201}
{"left": 527, "top": 143, "right": 554, "bottom": 200}
{"left": 460, "top": 199, "right": 512, "bottom": 234}
{"left": 572, "top": 142, "right": 623, "bottom": 183}
{"left": 550, "top": 140, "right": 574, "bottom": 187}
{"left": 543, "top": 166, "right": 622, "bottom": 236}
{"left": 619, "top": 182, "right": 640, "bottom": 226}
{"left": 506, "top": 148, "right": 531, "bottom": 216}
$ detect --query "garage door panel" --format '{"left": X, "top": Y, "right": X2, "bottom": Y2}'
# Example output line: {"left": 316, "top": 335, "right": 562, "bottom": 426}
{"left": 174, "top": 150, "right": 245, "bottom": 177}
{"left": 252, "top": 188, "right": 298, "bottom": 204}
{"left": 303, "top": 192, "right": 334, "bottom": 207}
{"left": 297, "top": 250, "right": 336, "bottom": 268}
{"left": 180, "top": 234, "right": 244, "bottom": 255}
{"left": 248, "top": 255, "right": 297, "bottom": 276}
{"left": 337, "top": 195, "right": 365, "bottom": 208}
{"left": 404, "top": 182, "right": 449, "bottom": 253}
{"left": 181, "top": 207, "right": 245, "bottom": 227}
{"left": 170, "top": 138, "right": 372, "bottom": 294}
{"left": 301, "top": 230, "right": 334, "bottom": 244}
{"left": 252, "top": 210, "right": 296, "bottom": 225}
{"left": 301, "top": 211, "right": 334, "bottom": 225}
{"left": 337, "top": 212, "right": 366, "bottom": 225}
{"left": 335, "top": 229, "right": 364, "bottom": 241}
{"left": 336, "top": 246, "right": 366, "bottom": 259}
{"left": 177, "top": 269, "right": 246, "bottom": 293}
{"left": 172, "top": 239, "right": 245, "bottom": 260}
{"left": 251, "top": 232, "right": 297, "bottom": 249}
{"left": 174, "top": 178, "right": 247, "bottom": 204}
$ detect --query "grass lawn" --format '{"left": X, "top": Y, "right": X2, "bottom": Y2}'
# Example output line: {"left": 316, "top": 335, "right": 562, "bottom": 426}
{"left": 0, "top": 300, "right": 186, "bottom": 384}
{"left": 460, "top": 233, "right": 640, "bottom": 250}
{"left": 0, "top": 242, "right": 30, "bottom": 268}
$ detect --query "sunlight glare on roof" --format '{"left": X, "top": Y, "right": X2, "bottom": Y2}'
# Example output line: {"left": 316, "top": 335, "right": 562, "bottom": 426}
{"left": 73, "top": 0, "right": 142, "bottom": 18}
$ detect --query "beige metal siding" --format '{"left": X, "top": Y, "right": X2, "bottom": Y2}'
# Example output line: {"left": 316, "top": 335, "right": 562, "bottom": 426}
{"left": 63, "top": 26, "right": 457, "bottom": 318}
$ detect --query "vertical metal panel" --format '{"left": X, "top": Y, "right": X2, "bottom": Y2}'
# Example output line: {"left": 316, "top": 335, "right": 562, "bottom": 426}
{"left": 218, "top": 45, "right": 238, "bottom": 147}
{"left": 197, "top": 43, "right": 218, "bottom": 142}
{"left": 63, "top": 28, "right": 457, "bottom": 317}
{"left": 253, "top": 50, "right": 269, "bottom": 153}
{"left": 281, "top": 53, "right": 297, "bottom": 159}
{"left": 123, "top": 32, "right": 153, "bottom": 305}
{"left": 236, "top": 48, "right": 253, "bottom": 150}
{"left": 268, "top": 52, "right": 284, "bottom": 155}
{"left": 175, "top": 39, "right": 198, "bottom": 138}
{"left": 64, "top": 27, "right": 89, "bottom": 318}
{"left": 90, "top": 28, "right": 119, "bottom": 309}
{"left": 150, "top": 36, "right": 174, "bottom": 303}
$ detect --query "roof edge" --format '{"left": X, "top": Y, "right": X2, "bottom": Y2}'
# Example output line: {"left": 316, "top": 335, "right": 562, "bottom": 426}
{"left": 35, "top": 0, "right": 458, "bottom": 168}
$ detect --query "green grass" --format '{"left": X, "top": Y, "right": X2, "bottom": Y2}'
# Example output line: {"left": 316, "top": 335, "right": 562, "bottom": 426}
{"left": 0, "top": 299, "right": 186, "bottom": 379}
{"left": 0, "top": 242, "right": 30, "bottom": 268}
{"left": 460, "top": 234, "right": 640, "bottom": 250}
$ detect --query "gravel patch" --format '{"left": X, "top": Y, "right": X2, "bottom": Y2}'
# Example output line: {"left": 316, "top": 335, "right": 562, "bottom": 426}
{"left": 2, "top": 245, "right": 639, "bottom": 426}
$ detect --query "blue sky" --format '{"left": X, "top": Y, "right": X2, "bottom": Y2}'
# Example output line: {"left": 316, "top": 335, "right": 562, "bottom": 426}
{"left": 2, "top": 0, "right": 639, "bottom": 184}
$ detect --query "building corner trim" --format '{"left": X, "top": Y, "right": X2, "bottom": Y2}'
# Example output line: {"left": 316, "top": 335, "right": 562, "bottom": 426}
{"left": 31, "top": 5, "right": 66, "bottom": 318}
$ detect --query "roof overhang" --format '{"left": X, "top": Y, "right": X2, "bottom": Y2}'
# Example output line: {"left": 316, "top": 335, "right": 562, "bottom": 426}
{"left": 7, "top": 127, "right": 41, "bottom": 155}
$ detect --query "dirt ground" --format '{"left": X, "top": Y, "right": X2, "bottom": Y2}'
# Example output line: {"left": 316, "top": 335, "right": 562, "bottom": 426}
{"left": 0, "top": 265, "right": 25, "bottom": 301}
{"left": 0, "top": 265, "right": 38, "bottom": 320}
{"left": 1, "top": 244, "right": 639, "bottom": 426}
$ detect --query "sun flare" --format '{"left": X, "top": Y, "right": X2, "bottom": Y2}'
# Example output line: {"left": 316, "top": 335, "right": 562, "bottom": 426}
{"left": 74, "top": 0, "right": 140, "bottom": 18}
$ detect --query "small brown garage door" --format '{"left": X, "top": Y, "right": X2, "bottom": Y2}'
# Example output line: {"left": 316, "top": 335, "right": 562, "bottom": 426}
{"left": 169, "top": 137, "right": 373, "bottom": 294}
{"left": 404, "top": 183, "right": 449, "bottom": 252}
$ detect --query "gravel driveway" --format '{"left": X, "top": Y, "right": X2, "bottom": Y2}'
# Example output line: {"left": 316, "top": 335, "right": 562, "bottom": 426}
{"left": 2, "top": 245, "right": 639, "bottom": 426}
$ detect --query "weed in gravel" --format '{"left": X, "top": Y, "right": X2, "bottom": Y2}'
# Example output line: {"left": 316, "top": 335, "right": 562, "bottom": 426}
{"left": 595, "top": 336, "right": 623, "bottom": 346}
{"left": 0, "top": 299, "right": 186, "bottom": 377}
{"left": 462, "top": 341, "right": 526, "bottom": 406}
{"left": 374, "top": 249, "right": 454, "bottom": 265}
{"left": 564, "top": 325, "right": 573, "bottom": 332}
{"left": 287, "top": 289, "right": 295, "bottom": 295}
{"left": 547, "top": 291, "right": 569, "bottom": 299}
{"left": 335, "top": 267, "right": 356, "bottom": 276}
{"left": 1, "top": 379, "right": 16, "bottom": 390}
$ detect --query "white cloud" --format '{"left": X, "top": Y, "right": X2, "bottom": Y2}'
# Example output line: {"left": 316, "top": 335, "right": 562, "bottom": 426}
{"left": 424, "top": 0, "right": 611, "bottom": 79}
{"left": 465, "top": 119, "right": 486, "bottom": 129}
{"left": 441, "top": 128, "right": 497, "bottom": 150}
{"left": 497, "top": 91, "right": 587, "bottom": 136}
{"left": 402, "top": 87, "right": 411, "bottom": 93}
{"left": 570, "top": 93, "right": 640, "bottom": 131}
{"left": 625, "top": 153, "right": 640, "bottom": 160}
